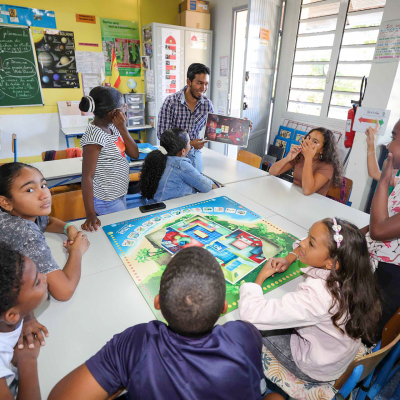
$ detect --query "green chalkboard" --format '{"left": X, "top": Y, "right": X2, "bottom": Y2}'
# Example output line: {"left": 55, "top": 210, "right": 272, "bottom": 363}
{"left": 0, "top": 25, "right": 44, "bottom": 107}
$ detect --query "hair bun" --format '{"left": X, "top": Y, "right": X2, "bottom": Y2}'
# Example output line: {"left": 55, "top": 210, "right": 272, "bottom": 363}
{"left": 78, "top": 96, "right": 95, "bottom": 113}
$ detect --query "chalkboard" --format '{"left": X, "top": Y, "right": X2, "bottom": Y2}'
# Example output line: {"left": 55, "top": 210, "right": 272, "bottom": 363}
{"left": 0, "top": 25, "right": 44, "bottom": 107}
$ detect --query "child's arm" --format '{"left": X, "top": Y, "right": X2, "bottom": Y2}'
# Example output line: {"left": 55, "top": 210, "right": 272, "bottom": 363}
{"left": 370, "top": 153, "right": 400, "bottom": 240}
{"left": 82, "top": 145, "right": 102, "bottom": 232}
{"left": 46, "top": 217, "right": 79, "bottom": 242}
{"left": 112, "top": 111, "right": 139, "bottom": 159}
{"left": 48, "top": 364, "right": 109, "bottom": 400}
{"left": 0, "top": 379, "right": 14, "bottom": 400}
{"left": 46, "top": 232, "right": 90, "bottom": 301}
{"left": 300, "top": 141, "right": 329, "bottom": 195}
{"left": 268, "top": 145, "right": 300, "bottom": 176}
{"left": 366, "top": 122, "right": 382, "bottom": 181}
{"left": 11, "top": 337, "right": 41, "bottom": 400}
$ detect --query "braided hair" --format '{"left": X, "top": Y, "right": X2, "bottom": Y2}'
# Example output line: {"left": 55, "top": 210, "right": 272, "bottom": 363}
{"left": 140, "top": 128, "right": 189, "bottom": 200}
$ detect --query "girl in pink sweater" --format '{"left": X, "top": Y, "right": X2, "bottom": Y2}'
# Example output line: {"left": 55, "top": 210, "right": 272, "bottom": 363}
{"left": 239, "top": 218, "right": 381, "bottom": 383}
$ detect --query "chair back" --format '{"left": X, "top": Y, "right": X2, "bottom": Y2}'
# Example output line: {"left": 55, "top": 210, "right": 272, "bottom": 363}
{"left": 381, "top": 306, "right": 400, "bottom": 348}
{"left": 334, "top": 333, "right": 400, "bottom": 390}
{"left": 41, "top": 150, "right": 68, "bottom": 161}
{"left": 267, "top": 144, "right": 285, "bottom": 160}
{"left": 327, "top": 177, "right": 353, "bottom": 203}
{"left": 49, "top": 190, "right": 86, "bottom": 222}
{"left": 237, "top": 150, "right": 262, "bottom": 169}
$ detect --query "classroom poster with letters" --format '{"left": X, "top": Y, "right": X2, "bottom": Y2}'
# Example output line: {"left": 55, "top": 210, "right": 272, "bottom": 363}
{"left": 0, "top": 4, "right": 56, "bottom": 28}
{"left": 100, "top": 18, "right": 140, "bottom": 77}
{"left": 373, "top": 19, "right": 400, "bottom": 62}
{"left": 161, "top": 28, "right": 181, "bottom": 101}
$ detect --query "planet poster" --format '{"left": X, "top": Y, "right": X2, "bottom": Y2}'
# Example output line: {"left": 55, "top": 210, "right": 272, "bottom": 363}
{"left": 32, "top": 28, "right": 79, "bottom": 89}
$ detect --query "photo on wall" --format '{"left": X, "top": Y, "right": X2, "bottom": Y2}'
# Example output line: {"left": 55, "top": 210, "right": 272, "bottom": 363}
{"left": 204, "top": 113, "right": 251, "bottom": 147}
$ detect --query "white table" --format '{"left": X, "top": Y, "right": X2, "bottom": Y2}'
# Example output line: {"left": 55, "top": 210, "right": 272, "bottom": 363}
{"left": 30, "top": 157, "right": 143, "bottom": 189}
{"left": 226, "top": 176, "right": 370, "bottom": 229}
{"left": 202, "top": 147, "right": 269, "bottom": 185}
{"left": 62, "top": 125, "right": 152, "bottom": 148}
{"left": 38, "top": 186, "right": 306, "bottom": 398}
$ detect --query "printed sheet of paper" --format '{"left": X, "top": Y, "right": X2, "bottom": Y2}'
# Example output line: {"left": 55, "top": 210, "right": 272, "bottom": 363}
{"left": 352, "top": 107, "right": 391, "bottom": 135}
{"left": 373, "top": 19, "right": 400, "bottom": 62}
{"left": 75, "top": 51, "right": 105, "bottom": 74}
{"left": 82, "top": 73, "right": 102, "bottom": 96}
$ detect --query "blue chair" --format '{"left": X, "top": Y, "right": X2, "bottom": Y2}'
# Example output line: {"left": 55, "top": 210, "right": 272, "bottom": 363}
{"left": 356, "top": 307, "right": 400, "bottom": 399}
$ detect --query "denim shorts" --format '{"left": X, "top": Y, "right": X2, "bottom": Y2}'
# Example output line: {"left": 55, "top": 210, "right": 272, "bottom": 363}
{"left": 93, "top": 195, "right": 127, "bottom": 216}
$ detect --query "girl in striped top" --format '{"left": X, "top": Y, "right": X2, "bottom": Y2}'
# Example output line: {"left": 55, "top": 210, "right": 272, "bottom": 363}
{"left": 79, "top": 87, "right": 139, "bottom": 232}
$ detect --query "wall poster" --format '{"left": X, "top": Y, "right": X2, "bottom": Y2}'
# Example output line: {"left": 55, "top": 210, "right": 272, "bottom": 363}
{"left": 32, "top": 28, "right": 79, "bottom": 88}
{"left": 161, "top": 28, "right": 181, "bottom": 101}
{"left": 100, "top": 18, "right": 140, "bottom": 77}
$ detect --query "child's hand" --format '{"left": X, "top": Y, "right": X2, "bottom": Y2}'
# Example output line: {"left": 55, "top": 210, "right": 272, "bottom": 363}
{"left": 286, "top": 144, "right": 301, "bottom": 161}
{"left": 81, "top": 215, "right": 101, "bottom": 232}
{"left": 67, "top": 231, "right": 90, "bottom": 256}
{"left": 301, "top": 139, "right": 319, "bottom": 160}
{"left": 18, "top": 318, "right": 49, "bottom": 349}
{"left": 270, "top": 257, "right": 291, "bottom": 273}
{"left": 381, "top": 153, "right": 395, "bottom": 183}
{"left": 365, "top": 120, "right": 379, "bottom": 148}
{"left": 112, "top": 110, "right": 127, "bottom": 131}
{"left": 191, "top": 139, "right": 207, "bottom": 149}
{"left": 12, "top": 337, "right": 41, "bottom": 367}
{"left": 255, "top": 259, "right": 277, "bottom": 286}
{"left": 66, "top": 224, "right": 79, "bottom": 242}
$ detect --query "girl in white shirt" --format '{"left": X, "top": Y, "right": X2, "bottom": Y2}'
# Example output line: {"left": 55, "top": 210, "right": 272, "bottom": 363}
{"left": 239, "top": 218, "right": 381, "bottom": 383}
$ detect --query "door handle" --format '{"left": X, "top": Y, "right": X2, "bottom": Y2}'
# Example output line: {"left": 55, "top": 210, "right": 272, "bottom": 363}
{"left": 243, "top": 102, "right": 248, "bottom": 110}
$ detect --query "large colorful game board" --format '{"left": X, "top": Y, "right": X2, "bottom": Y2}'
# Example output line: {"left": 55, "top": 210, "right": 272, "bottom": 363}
{"left": 103, "top": 196, "right": 304, "bottom": 320}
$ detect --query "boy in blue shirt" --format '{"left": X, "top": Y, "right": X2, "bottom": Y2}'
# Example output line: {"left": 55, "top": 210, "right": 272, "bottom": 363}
{"left": 49, "top": 246, "right": 266, "bottom": 400}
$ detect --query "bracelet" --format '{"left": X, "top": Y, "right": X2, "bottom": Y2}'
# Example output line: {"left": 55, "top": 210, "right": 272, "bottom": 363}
{"left": 63, "top": 222, "right": 77, "bottom": 236}
{"left": 288, "top": 251, "right": 299, "bottom": 261}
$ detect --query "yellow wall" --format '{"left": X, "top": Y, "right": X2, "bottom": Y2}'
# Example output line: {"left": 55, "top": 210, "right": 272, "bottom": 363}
{"left": 0, "top": 0, "right": 181, "bottom": 116}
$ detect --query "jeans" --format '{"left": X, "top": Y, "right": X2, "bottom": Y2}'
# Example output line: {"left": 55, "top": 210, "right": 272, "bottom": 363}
{"left": 93, "top": 195, "right": 127, "bottom": 216}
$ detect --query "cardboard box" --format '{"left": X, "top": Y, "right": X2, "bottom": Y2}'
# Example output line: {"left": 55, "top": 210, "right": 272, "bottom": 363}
{"left": 180, "top": 10, "right": 210, "bottom": 30}
{"left": 179, "top": 0, "right": 210, "bottom": 14}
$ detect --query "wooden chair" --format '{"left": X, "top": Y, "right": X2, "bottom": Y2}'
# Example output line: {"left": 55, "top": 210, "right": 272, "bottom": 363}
{"left": 327, "top": 177, "right": 353, "bottom": 205}
{"left": 49, "top": 190, "right": 86, "bottom": 222}
{"left": 237, "top": 150, "right": 262, "bottom": 169}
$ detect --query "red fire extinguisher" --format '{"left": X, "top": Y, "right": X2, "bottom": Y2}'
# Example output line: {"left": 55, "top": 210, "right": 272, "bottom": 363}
{"left": 344, "top": 76, "right": 367, "bottom": 148}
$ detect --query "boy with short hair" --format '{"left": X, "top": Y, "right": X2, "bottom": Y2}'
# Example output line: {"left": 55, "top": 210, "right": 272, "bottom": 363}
{"left": 0, "top": 243, "right": 48, "bottom": 400}
{"left": 49, "top": 246, "right": 266, "bottom": 400}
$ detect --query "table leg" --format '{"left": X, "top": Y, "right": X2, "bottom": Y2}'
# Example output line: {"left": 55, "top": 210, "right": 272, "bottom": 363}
{"left": 66, "top": 135, "right": 70, "bottom": 148}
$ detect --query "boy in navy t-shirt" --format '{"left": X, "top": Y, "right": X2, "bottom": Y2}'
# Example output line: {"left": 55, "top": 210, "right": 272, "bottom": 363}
{"left": 49, "top": 247, "right": 266, "bottom": 400}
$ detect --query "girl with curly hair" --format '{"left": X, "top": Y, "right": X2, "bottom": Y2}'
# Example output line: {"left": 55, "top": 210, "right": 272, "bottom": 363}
{"left": 269, "top": 128, "right": 342, "bottom": 196}
{"left": 139, "top": 128, "right": 218, "bottom": 202}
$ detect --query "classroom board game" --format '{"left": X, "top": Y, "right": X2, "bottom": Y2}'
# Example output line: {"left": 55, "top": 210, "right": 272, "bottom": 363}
{"left": 103, "top": 196, "right": 304, "bottom": 320}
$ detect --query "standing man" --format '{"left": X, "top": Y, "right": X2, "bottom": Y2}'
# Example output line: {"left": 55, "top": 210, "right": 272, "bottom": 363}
{"left": 157, "top": 63, "right": 213, "bottom": 172}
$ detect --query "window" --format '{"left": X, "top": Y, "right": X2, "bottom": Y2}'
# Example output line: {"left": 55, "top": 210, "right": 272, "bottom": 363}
{"left": 287, "top": 0, "right": 386, "bottom": 119}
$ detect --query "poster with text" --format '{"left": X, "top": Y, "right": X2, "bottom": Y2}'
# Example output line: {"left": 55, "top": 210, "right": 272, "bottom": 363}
{"left": 100, "top": 18, "right": 140, "bottom": 77}
{"left": 32, "top": 28, "right": 79, "bottom": 89}
{"left": 373, "top": 19, "right": 400, "bottom": 62}
{"left": 161, "top": 28, "right": 181, "bottom": 101}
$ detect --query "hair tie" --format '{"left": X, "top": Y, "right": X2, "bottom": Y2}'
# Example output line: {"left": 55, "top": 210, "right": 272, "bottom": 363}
{"left": 86, "top": 95, "right": 95, "bottom": 113}
{"left": 332, "top": 217, "right": 343, "bottom": 248}
{"left": 159, "top": 146, "right": 168, "bottom": 155}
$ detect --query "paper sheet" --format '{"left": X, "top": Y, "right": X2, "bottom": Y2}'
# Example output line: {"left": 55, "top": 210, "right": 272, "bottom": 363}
{"left": 146, "top": 70, "right": 155, "bottom": 98}
{"left": 373, "top": 19, "right": 400, "bottom": 63}
{"left": 75, "top": 51, "right": 105, "bottom": 74}
{"left": 82, "top": 73, "right": 102, "bottom": 96}
{"left": 220, "top": 56, "right": 228, "bottom": 76}
{"left": 217, "top": 90, "right": 227, "bottom": 115}
{"left": 352, "top": 107, "right": 391, "bottom": 135}
{"left": 147, "top": 101, "right": 156, "bottom": 117}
